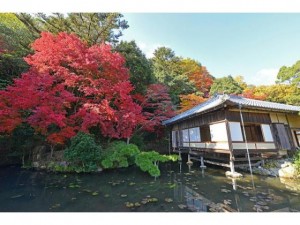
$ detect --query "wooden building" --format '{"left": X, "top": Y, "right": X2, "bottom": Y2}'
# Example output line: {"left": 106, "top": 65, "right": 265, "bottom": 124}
{"left": 162, "top": 94, "right": 300, "bottom": 172}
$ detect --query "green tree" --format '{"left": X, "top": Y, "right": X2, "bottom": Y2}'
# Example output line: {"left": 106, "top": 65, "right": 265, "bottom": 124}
{"left": 209, "top": 75, "right": 243, "bottom": 95}
{"left": 0, "top": 13, "right": 34, "bottom": 54}
{"left": 234, "top": 75, "right": 248, "bottom": 89}
{"left": 115, "top": 41, "right": 155, "bottom": 94}
{"left": 64, "top": 132, "right": 102, "bottom": 172}
{"left": 254, "top": 84, "right": 300, "bottom": 106}
{"left": 151, "top": 47, "right": 196, "bottom": 104}
{"left": 16, "top": 13, "right": 129, "bottom": 46}
{"left": 0, "top": 13, "right": 32, "bottom": 89}
{"left": 277, "top": 60, "right": 300, "bottom": 85}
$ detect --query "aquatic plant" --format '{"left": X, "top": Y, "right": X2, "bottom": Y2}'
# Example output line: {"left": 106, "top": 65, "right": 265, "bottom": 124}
{"left": 135, "top": 151, "right": 178, "bottom": 177}
{"left": 101, "top": 141, "right": 140, "bottom": 169}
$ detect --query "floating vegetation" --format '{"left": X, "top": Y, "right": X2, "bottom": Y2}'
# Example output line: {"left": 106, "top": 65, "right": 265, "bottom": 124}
{"left": 223, "top": 199, "right": 232, "bottom": 205}
{"left": 71, "top": 197, "right": 77, "bottom": 200}
{"left": 125, "top": 202, "right": 136, "bottom": 208}
{"left": 10, "top": 194, "right": 23, "bottom": 199}
{"left": 68, "top": 183, "right": 81, "bottom": 188}
{"left": 220, "top": 189, "right": 231, "bottom": 193}
{"left": 120, "top": 194, "right": 127, "bottom": 198}
{"left": 50, "top": 203, "right": 61, "bottom": 209}
{"left": 104, "top": 194, "right": 110, "bottom": 198}
{"left": 168, "top": 184, "right": 176, "bottom": 189}
{"left": 141, "top": 197, "right": 159, "bottom": 205}
{"left": 91, "top": 192, "right": 99, "bottom": 196}
{"left": 82, "top": 189, "right": 92, "bottom": 193}
{"left": 164, "top": 198, "right": 173, "bottom": 203}
{"left": 257, "top": 201, "right": 267, "bottom": 206}
{"left": 178, "top": 204, "right": 187, "bottom": 209}
{"left": 253, "top": 204, "right": 263, "bottom": 212}
{"left": 129, "top": 182, "right": 135, "bottom": 186}
{"left": 242, "top": 191, "right": 250, "bottom": 197}
{"left": 134, "top": 202, "right": 141, "bottom": 207}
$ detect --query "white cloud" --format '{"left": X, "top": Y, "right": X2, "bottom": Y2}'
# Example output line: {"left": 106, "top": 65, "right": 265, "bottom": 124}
{"left": 136, "top": 42, "right": 168, "bottom": 58}
{"left": 247, "top": 68, "right": 279, "bottom": 86}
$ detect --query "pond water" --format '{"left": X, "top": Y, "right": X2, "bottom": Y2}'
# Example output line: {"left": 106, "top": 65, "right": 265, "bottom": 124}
{"left": 0, "top": 161, "right": 300, "bottom": 212}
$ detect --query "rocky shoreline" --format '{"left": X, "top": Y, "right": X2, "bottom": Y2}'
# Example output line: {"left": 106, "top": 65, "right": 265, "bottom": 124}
{"left": 239, "top": 158, "right": 299, "bottom": 179}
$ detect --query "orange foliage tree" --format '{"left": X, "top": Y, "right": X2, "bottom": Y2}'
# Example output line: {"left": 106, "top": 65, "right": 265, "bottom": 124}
{"left": 177, "top": 93, "right": 206, "bottom": 113}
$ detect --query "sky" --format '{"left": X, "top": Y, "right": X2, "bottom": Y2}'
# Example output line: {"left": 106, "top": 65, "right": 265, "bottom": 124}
{"left": 120, "top": 13, "right": 300, "bottom": 85}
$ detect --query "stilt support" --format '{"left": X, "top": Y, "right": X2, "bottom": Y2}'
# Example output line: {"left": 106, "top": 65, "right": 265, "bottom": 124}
{"left": 178, "top": 151, "right": 182, "bottom": 162}
{"left": 200, "top": 156, "right": 206, "bottom": 169}
{"left": 226, "top": 159, "right": 243, "bottom": 178}
{"left": 187, "top": 153, "right": 193, "bottom": 165}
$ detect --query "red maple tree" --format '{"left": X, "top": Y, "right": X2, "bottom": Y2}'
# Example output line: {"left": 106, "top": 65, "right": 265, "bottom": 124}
{"left": 0, "top": 32, "right": 144, "bottom": 144}
{"left": 139, "top": 84, "right": 175, "bottom": 135}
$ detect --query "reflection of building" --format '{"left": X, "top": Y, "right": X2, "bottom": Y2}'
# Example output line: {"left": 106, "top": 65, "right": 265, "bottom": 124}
{"left": 163, "top": 94, "right": 300, "bottom": 174}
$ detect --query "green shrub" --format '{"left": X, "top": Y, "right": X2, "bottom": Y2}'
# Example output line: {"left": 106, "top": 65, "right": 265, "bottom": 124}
{"left": 64, "top": 132, "right": 102, "bottom": 172}
{"left": 101, "top": 141, "right": 140, "bottom": 169}
{"left": 135, "top": 151, "right": 178, "bottom": 177}
{"left": 293, "top": 149, "right": 300, "bottom": 173}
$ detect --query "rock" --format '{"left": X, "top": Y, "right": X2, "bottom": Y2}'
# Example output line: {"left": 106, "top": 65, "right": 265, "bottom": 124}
{"left": 280, "top": 161, "right": 293, "bottom": 168}
{"left": 279, "top": 177, "right": 300, "bottom": 191}
{"left": 278, "top": 163, "right": 297, "bottom": 179}
{"left": 32, "top": 162, "right": 40, "bottom": 168}
{"left": 225, "top": 171, "right": 243, "bottom": 178}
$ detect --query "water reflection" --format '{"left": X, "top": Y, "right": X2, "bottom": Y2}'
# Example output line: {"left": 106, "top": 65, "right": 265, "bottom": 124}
{"left": 1, "top": 164, "right": 300, "bottom": 212}
{"left": 174, "top": 162, "right": 300, "bottom": 212}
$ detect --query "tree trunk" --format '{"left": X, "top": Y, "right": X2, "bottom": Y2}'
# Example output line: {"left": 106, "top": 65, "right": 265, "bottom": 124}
{"left": 127, "top": 137, "right": 130, "bottom": 145}
{"left": 50, "top": 145, "right": 54, "bottom": 159}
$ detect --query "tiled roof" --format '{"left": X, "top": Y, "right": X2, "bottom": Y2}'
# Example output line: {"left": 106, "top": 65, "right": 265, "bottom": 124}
{"left": 163, "top": 94, "right": 300, "bottom": 125}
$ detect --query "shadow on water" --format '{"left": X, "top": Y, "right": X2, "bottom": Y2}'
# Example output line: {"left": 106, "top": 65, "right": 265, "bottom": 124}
{"left": 0, "top": 162, "right": 300, "bottom": 212}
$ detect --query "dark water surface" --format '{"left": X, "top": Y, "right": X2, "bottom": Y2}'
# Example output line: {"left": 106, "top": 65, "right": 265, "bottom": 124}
{"left": 1, "top": 162, "right": 300, "bottom": 212}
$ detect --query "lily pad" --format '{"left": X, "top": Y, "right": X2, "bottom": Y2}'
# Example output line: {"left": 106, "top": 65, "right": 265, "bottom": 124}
{"left": 150, "top": 198, "right": 158, "bottom": 202}
{"left": 134, "top": 202, "right": 141, "bottom": 207}
{"left": 120, "top": 194, "right": 127, "bottom": 198}
{"left": 168, "top": 184, "right": 176, "bottom": 189}
{"left": 220, "top": 189, "right": 231, "bottom": 193}
{"left": 92, "top": 192, "right": 99, "bottom": 196}
{"left": 51, "top": 203, "right": 61, "bottom": 209}
{"left": 223, "top": 199, "right": 232, "bottom": 205}
{"left": 178, "top": 204, "right": 187, "bottom": 209}
{"left": 129, "top": 182, "right": 135, "bottom": 186}
{"left": 10, "top": 194, "right": 24, "bottom": 199}
{"left": 104, "top": 194, "right": 110, "bottom": 198}
{"left": 71, "top": 197, "right": 77, "bottom": 200}
{"left": 125, "top": 202, "right": 135, "bottom": 208}
{"left": 164, "top": 198, "right": 173, "bottom": 203}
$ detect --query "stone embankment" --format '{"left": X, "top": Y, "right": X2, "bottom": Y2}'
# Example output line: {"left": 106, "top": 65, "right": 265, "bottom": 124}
{"left": 242, "top": 158, "right": 299, "bottom": 179}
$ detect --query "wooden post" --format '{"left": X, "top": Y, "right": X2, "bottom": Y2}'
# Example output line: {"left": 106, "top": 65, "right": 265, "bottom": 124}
{"left": 200, "top": 156, "right": 206, "bottom": 168}
{"left": 225, "top": 120, "right": 235, "bottom": 174}
{"left": 178, "top": 151, "right": 182, "bottom": 161}
{"left": 187, "top": 150, "right": 193, "bottom": 165}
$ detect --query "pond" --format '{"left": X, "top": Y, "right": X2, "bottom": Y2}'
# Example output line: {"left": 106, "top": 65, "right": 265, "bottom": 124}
{"left": 0, "top": 161, "right": 300, "bottom": 212}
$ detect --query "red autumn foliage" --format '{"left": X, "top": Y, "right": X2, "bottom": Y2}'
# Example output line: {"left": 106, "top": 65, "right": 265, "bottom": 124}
{"left": 0, "top": 32, "right": 144, "bottom": 144}
{"left": 188, "top": 66, "right": 213, "bottom": 97}
{"left": 140, "top": 84, "right": 175, "bottom": 135}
